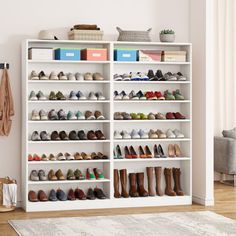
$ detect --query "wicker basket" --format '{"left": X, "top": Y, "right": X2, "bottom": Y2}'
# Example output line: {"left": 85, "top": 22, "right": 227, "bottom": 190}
{"left": 0, "top": 177, "right": 16, "bottom": 212}
{"left": 68, "top": 29, "right": 103, "bottom": 41}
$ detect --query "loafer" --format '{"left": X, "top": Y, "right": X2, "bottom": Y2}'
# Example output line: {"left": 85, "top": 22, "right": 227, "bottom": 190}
{"left": 58, "top": 109, "right": 67, "bottom": 120}
{"left": 48, "top": 169, "right": 58, "bottom": 181}
{"left": 58, "top": 71, "right": 67, "bottom": 80}
{"left": 29, "top": 91, "right": 38, "bottom": 101}
{"left": 37, "top": 91, "right": 47, "bottom": 100}
{"left": 30, "top": 170, "right": 39, "bottom": 181}
{"left": 87, "top": 188, "right": 96, "bottom": 200}
{"left": 93, "top": 72, "right": 104, "bottom": 80}
{"left": 76, "top": 111, "right": 85, "bottom": 120}
{"left": 166, "top": 129, "right": 176, "bottom": 139}
{"left": 67, "top": 169, "right": 76, "bottom": 180}
{"left": 49, "top": 91, "right": 57, "bottom": 100}
{"left": 94, "top": 188, "right": 106, "bottom": 199}
{"left": 59, "top": 131, "right": 69, "bottom": 140}
{"left": 86, "top": 168, "right": 96, "bottom": 180}
{"left": 28, "top": 190, "right": 38, "bottom": 202}
{"left": 85, "top": 110, "right": 95, "bottom": 120}
{"left": 87, "top": 130, "right": 97, "bottom": 140}
{"left": 94, "top": 110, "right": 105, "bottom": 120}
{"left": 31, "top": 110, "right": 40, "bottom": 120}
{"left": 155, "top": 113, "right": 166, "bottom": 119}
{"left": 166, "top": 112, "right": 175, "bottom": 119}
{"left": 38, "top": 169, "right": 47, "bottom": 181}
{"left": 173, "top": 129, "right": 185, "bottom": 138}
{"left": 88, "top": 92, "right": 97, "bottom": 100}
{"left": 38, "top": 190, "right": 48, "bottom": 201}
{"left": 38, "top": 71, "right": 48, "bottom": 80}
{"left": 67, "top": 111, "right": 77, "bottom": 120}
{"left": 49, "top": 71, "right": 59, "bottom": 80}
{"left": 69, "top": 91, "right": 78, "bottom": 100}
{"left": 75, "top": 188, "right": 87, "bottom": 200}
{"left": 39, "top": 109, "right": 48, "bottom": 120}
{"left": 148, "top": 129, "right": 158, "bottom": 139}
{"left": 75, "top": 72, "right": 84, "bottom": 81}
{"left": 121, "top": 130, "right": 131, "bottom": 139}
{"left": 40, "top": 131, "right": 50, "bottom": 141}
{"left": 95, "top": 130, "right": 106, "bottom": 140}
{"left": 131, "top": 129, "right": 140, "bottom": 139}
{"left": 69, "top": 130, "right": 79, "bottom": 140}
{"left": 97, "top": 152, "right": 108, "bottom": 159}
{"left": 56, "top": 189, "right": 67, "bottom": 201}
{"left": 76, "top": 91, "right": 87, "bottom": 100}
{"left": 95, "top": 92, "right": 106, "bottom": 100}
{"left": 84, "top": 72, "right": 93, "bottom": 80}
{"left": 174, "top": 112, "right": 186, "bottom": 119}
{"left": 51, "top": 131, "right": 60, "bottom": 141}
{"left": 55, "top": 169, "right": 65, "bottom": 180}
{"left": 31, "top": 131, "right": 41, "bottom": 141}
{"left": 114, "top": 130, "right": 122, "bottom": 139}
{"left": 48, "top": 109, "right": 58, "bottom": 120}
{"left": 67, "top": 188, "right": 76, "bottom": 200}
{"left": 67, "top": 73, "right": 76, "bottom": 81}
{"left": 49, "top": 189, "right": 58, "bottom": 201}
{"left": 56, "top": 91, "right": 66, "bottom": 100}
{"left": 74, "top": 169, "right": 85, "bottom": 180}
{"left": 30, "top": 71, "right": 39, "bottom": 80}
{"left": 78, "top": 130, "right": 87, "bottom": 140}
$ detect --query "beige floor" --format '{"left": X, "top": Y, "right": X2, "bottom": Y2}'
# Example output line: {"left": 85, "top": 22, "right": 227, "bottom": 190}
{"left": 0, "top": 182, "right": 236, "bottom": 235}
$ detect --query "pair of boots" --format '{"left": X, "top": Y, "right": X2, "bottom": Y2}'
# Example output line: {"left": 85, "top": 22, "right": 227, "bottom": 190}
{"left": 114, "top": 169, "right": 148, "bottom": 198}
{"left": 164, "top": 167, "right": 184, "bottom": 196}
{"left": 146, "top": 167, "right": 163, "bottom": 196}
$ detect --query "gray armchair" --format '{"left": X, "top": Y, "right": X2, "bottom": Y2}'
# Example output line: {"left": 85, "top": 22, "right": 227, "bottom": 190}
{"left": 214, "top": 136, "right": 236, "bottom": 186}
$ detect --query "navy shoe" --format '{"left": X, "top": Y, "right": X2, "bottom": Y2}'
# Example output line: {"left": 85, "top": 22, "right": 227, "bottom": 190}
{"left": 56, "top": 189, "right": 67, "bottom": 201}
{"left": 76, "top": 91, "right": 87, "bottom": 100}
{"left": 49, "top": 189, "right": 58, "bottom": 201}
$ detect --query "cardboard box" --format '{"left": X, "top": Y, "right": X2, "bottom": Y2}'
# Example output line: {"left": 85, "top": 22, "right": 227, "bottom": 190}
{"left": 81, "top": 48, "right": 107, "bottom": 61}
{"left": 28, "top": 47, "right": 53, "bottom": 60}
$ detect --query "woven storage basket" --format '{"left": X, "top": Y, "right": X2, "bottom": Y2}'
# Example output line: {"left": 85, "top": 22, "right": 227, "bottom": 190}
{"left": 68, "top": 29, "right": 103, "bottom": 41}
{"left": 0, "top": 177, "right": 16, "bottom": 212}
{"left": 117, "top": 27, "right": 152, "bottom": 42}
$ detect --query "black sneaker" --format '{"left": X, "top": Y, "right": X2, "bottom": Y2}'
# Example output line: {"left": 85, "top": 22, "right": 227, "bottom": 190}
{"left": 147, "top": 70, "right": 155, "bottom": 80}
{"left": 155, "top": 70, "right": 166, "bottom": 81}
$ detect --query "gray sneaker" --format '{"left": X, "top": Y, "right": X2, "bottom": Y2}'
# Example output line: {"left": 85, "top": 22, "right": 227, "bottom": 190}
{"left": 88, "top": 92, "right": 97, "bottom": 100}
{"left": 67, "top": 73, "right": 76, "bottom": 81}
{"left": 40, "top": 131, "right": 51, "bottom": 141}
{"left": 31, "top": 131, "right": 41, "bottom": 141}
{"left": 38, "top": 170, "right": 47, "bottom": 181}
{"left": 95, "top": 92, "right": 105, "bottom": 100}
{"left": 30, "top": 170, "right": 39, "bottom": 181}
{"left": 31, "top": 110, "right": 40, "bottom": 120}
{"left": 36, "top": 91, "right": 47, "bottom": 100}
{"left": 48, "top": 109, "right": 58, "bottom": 120}
{"left": 29, "top": 91, "right": 38, "bottom": 101}
{"left": 39, "top": 109, "right": 48, "bottom": 120}
{"left": 75, "top": 73, "right": 84, "bottom": 81}
{"left": 30, "top": 71, "right": 39, "bottom": 80}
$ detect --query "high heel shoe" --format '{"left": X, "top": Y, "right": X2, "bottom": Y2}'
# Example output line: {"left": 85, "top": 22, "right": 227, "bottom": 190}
{"left": 116, "top": 145, "right": 123, "bottom": 159}
{"left": 145, "top": 145, "right": 153, "bottom": 158}
{"left": 124, "top": 146, "right": 132, "bottom": 159}
{"left": 154, "top": 144, "right": 160, "bottom": 158}
{"left": 129, "top": 146, "right": 138, "bottom": 158}
{"left": 174, "top": 144, "right": 182, "bottom": 157}
{"left": 168, "top": 144, "right": 176, "bottom": 157}
{"left": 139, "top": 146, "right": 147, "bottom": 158}
{"left": 158, "top": 144, "right": 166, "bottom": 158}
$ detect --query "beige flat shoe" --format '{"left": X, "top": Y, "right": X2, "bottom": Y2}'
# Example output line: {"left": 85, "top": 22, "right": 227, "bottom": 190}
{"left": 148, "top": 129, "right": 158, "bottom": 139}
{"left": 156, "top": 129, "right": 167, "bottom": 139}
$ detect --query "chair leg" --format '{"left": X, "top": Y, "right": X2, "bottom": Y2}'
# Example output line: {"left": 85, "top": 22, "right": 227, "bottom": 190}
{"left": 234, "top": 175, "right": 236, "bottom": 187}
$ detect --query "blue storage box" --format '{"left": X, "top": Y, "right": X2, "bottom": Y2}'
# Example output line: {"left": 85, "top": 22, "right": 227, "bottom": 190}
{"left": 55, "top": 48, "right": 81, "bottom": 61}
{"left": 114, "top": 49, "right": 137, "bottom": 61}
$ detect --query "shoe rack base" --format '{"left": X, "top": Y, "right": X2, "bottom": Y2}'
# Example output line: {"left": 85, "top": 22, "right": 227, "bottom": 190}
{"left": 22, "top": 39, "right": 192, "bottom": 212}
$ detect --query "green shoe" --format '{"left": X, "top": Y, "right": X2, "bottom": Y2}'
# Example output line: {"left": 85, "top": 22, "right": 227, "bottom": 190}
{"left": 76, "top": 111, "right": 85, "bottom": 120}
{"left": 86, "top": 168, "right": 96, "bottom": 180}
{"left": 173, "top": 89, "right": 185, "bottom": 100}
{"left": 74, "top": 169, "right": 85, "bottom": 180}
{"left": 67, "top": 169, "right": 76, "bottom": 180}
{"left": 56, "top": 91, "right": 66, "bottom": 100}
{"left": 139, "top": 113, "right": 147, "bottom": 119}
{"left": 49, "top": 91, "right": 57, "bottom": 100}
{"left": 93, "top": 168, "right": 105, "bottom": 180}
{"left": 131, "top": 113, "right": 141, "bottom": 120}
{"left": 67, "top": 111, "right": 77, "bottom": 120}
{"left": 164, "top": 90, "right": 175, "bottom": 100}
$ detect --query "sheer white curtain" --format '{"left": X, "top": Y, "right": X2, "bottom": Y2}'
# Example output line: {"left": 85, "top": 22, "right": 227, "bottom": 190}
{"left": 214, "top": 0, "right": 236, "bottom": 135}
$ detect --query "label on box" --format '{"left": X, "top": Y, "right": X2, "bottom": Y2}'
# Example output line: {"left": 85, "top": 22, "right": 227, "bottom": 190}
{"left": 66, "top": 53, "right": 75, "bottom": 57}
{"left": 122, "top": 54, "right": 131, "bottom": 58}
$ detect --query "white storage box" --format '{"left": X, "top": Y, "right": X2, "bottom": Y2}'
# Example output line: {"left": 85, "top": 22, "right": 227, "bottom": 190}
{"left": 161, "top": 51, "right": 187, "bottom": 62}
{"left": 28, "top": 47, "right": 53, "bottom": 60}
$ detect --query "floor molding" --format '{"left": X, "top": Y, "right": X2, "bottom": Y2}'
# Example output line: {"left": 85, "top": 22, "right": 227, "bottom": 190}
{"left": 192, "top": 194, "right": 214, "bottom": 206}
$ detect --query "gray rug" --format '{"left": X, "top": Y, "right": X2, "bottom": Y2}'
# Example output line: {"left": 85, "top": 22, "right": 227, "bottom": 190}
{"left": 9, "top": 211, "right": 236, "bottom": 236}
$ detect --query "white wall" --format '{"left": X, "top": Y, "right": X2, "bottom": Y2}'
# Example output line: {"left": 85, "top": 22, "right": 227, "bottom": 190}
{"left": 0, "top": 0, "right": 190, "bottom": 204}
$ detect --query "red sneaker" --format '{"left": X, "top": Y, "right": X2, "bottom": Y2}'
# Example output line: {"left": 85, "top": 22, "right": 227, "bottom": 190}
{"left": 166, "top": 112, "right": 175, "bottom": 119}
{"left": 155, "top": 91, "right": 165, "bottom": 100}
{"left": 145, "top": 91, "right": 157, "bottom": 100}
{"left": 28, "top": 154, "right": 33, "bottom": 161}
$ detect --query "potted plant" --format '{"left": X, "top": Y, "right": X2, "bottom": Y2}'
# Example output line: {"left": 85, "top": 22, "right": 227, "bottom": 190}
{"left": 159, "top": 29, "right": 175, "bottom": 42}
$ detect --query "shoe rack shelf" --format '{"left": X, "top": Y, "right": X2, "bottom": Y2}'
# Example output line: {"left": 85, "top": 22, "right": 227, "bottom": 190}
{"left": 22, "top": 39, "right": 192, "bottom": 212}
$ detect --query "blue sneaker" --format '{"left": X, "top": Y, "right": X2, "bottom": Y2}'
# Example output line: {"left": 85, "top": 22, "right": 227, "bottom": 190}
{"left": 76, "top": 91, "right": 87, "bottom": 100}
{"left": 69, "top": 91, "right": 78, "bottom": 100}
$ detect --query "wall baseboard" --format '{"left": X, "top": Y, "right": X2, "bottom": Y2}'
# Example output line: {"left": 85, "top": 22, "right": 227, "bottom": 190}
{"left": 192, "top": 195, "right": 214, "bottom": 206}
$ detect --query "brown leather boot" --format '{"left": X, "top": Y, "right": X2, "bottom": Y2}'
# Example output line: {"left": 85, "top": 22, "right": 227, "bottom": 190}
{"left": 119, "top": 169, "right": 129, "bottom": 198}
{"left": 155, "top": 166, "right": 164, "bottom": 196}
{"left": 164, "top": 168, "right": 176, "bottom": 196}
{"left": 146, "top": 167, "right": 155, "bottom": 196}
{"left": 173, "top": 168, "right": 184, "bottom": 196}
{"left": 129, "top": 173, "right": 139, "bottom": 197}
{"left": 137, "top": 172, "right": 148, "bottom": 197}
{"left": 114, "top": 169, "right": 121, "bottom": 198}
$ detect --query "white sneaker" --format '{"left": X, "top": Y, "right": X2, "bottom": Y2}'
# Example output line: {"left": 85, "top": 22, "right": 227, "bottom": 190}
{"left": 31, "top": 110, "right": 40, "bottom": 120}
{"left": 88, "top": 92, "right": 97, "bottom": 100}
{"left": 75, "top": 73, "right": 84, "bottom": 81}
{"left": 30, "top": 71, "right": 39, "bottom": 80}
{"left": 166, "top": 129, "right": 176, "bottom": 139}
{"left": 39, "top": 109, "right": 48, "bottom": 120}
{"left": 122, "top": 74, "right": 131, "bottom": 81}
{"left": 130, "top": 73, "right": 141, "bottom": 81}
{"left": 114, "top": 91, "right": 122, "bottom": 100}
{"left": 49, "top": 71, "right": 59, "bottom": 80}
{"left": 114, "top": 131, "right": 122, "bottom": 139}
{"left": 57, "top": 153, "right": 66, "bottom": 161}
{"left": 173, "top": 129, "right": 185, "bottom": 138}
{"left": 138, "top": 129, "right": 149, "bottom": 139}
{"left": 114, "top": 74, "right": 122, "bottom": 81}
{"left": 131, "top": 129, "right": 140, "bottom": 139}
{"left": 68, "top": 73, "right": 76, "bottom": 81}
{"left": 65, "top": 152, "right": 75, "bottom": 160}
{"left": 121, "top": 130, "right": 131, "bottom": 139}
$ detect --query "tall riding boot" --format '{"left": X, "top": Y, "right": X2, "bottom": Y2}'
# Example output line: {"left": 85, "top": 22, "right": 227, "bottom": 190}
{"left": 146, "top": 167, "right": 155, "bottom": 196}
{"left": 129, "top": 173, "right": 139, "bottom": 197}
{"left": 173, "top": 168, "right": 184, "bottom": 196}
{"left": 114, "top": 169, "right": 121, "bottom": 198}
{"left": 137, "top": 172, "right": 148, "bottom": 197}
{"left": 154, "top": 166, "right": 163, "bottom": 196}
{"left": 119, "top": 169, "right": 129, "bottom": 198}
{"left": 164, "top": 168, "right": 176, "bottom": 196}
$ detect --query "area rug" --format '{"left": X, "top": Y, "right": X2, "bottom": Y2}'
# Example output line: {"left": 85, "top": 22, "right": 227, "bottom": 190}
{"left": 9, "top": 211, "right": 236, "bottom": 236}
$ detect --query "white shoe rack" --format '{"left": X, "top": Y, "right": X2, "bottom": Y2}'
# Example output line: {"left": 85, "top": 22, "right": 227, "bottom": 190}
{"left": 22, "top": 40, "right": 192, "bottom": 212}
